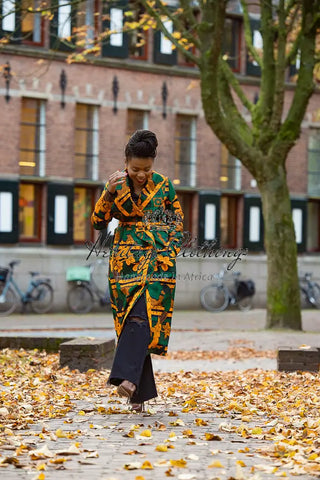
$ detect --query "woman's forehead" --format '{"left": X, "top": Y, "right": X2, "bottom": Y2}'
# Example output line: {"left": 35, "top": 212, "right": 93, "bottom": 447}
{"left": 127, "top": 157, "right": 154, "bottom": 168}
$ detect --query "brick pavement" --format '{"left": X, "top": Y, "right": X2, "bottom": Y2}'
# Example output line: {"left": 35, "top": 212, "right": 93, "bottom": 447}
{"left": 2, "top": 392, "right": 311, "bottom": 480}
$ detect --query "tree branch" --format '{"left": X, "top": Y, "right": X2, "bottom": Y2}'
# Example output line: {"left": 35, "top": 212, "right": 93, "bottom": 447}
{"left": 240, "top": 0, "right": 262, "bottom": 68}
{"left": 220, "top": 60, "right": 254, "bottom": 113}
{"left": 271, "top": 0, "right": 317, "bottom": 160}
{"left": 270, "top": 0, "right": 287, "bottom": 132}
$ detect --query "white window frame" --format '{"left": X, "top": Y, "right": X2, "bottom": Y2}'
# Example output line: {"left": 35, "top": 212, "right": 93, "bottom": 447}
{"left": 58, "top": 0, "right": 72, "bottom": 38}
{"left": 2, "top": 0, "right": 15, "bottom": 32}
{"left": 160, "top": 19, "right": 173, "bottom": 55}
{"left": 110, "top": 7, "right": 123, "bottom": 47}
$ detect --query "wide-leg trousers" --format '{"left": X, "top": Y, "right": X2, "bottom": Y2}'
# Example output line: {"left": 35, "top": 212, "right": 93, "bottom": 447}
{"left": 108, "top": 293, "right": 158, "bottom": 403}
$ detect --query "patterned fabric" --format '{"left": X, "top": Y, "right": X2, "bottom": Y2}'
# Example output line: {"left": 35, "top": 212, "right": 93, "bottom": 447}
{"left": 91, "top": 169, "right": 184, "bottom": 355}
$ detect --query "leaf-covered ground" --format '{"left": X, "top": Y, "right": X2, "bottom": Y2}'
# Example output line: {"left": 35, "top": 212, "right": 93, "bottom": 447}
{"left": 0, "top": 348, "right": 319, "bottom": 478}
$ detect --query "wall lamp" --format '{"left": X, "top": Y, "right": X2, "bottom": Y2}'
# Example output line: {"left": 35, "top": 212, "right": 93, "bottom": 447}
{"left": 60, "top": 69, "right": 67, "bottom": 108}
{"left": 3, "top": 62, "right": 12, "bottom": 103}
{"left": 162, "top": 81, "right": 168, "bottom": 119}
{"left": 112, "top": 76, "right": 119, "bottom": 114}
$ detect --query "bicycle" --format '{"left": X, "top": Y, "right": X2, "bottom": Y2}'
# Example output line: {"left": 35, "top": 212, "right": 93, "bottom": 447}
{"left": 299, "top": 272, "right": 320, "bottom": 309}
{"left": 66, "top": 259, "right": 111, "bottom": 314}
{"left": 0, "top": 260, "right": 54, "bottom": 316}
{"left": 200, "top": 269, "right": 256, "bottom": 313}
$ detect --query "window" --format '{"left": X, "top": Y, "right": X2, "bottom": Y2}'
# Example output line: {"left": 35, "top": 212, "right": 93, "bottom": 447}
{"left": 174, "top": 115, "right": 197, "bottom": 187}
{"left": 21, "top": 0, "right": 43, "bottom": 44}
{"left": 222, "top": 16, "right": 241, "bottom": 72}
{"left": 126, "top": 109, "right": 148, "bottom": 136}
{"left": 307, "top": 201, "right": 320, "bottom": 252}
{"left": 220, "top": 144, "right": 241, "bottom": 191}
{"left": 74, "top": 104, "right": 99, "bottom": 180}
{"left": 220, "top": 195, "right": 238, "bottom": 248}
{"left": 2, "top": 0, "right": 16, "bottom": 33}
{"left": 308, "top": 129, "right": 320, "bottom": 195}
{"left": 102, "top": 0, "right": 129, "bottom": 58}
{"left": 73, "top": 187, "right": 94, "bottom": 243}
{"left": 129, "top": 28, "right": 148, "bottom": 60}
{"left": 176, "top": 192, "right": 194, "bottom": 234}
{"left": 19, "top": 183, "right": 41, "bottom": 241}
{"left": 19, "top": 98, "right": 46, "bottom": 176}
{"left": 76, "top": 0, "right": 97, "bottom": 48}
{"left": 57, "top": 0, "right": 72, "bottom": 39}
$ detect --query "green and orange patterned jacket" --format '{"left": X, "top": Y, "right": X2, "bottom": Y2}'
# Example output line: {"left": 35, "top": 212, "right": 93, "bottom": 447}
{"left": 91, "top": 169, "right": 184, "bottom": 356}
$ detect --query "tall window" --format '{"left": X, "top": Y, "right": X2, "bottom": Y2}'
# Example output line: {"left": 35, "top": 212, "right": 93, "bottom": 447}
{"left": 220, "top": 144, "right": 241, "bottom": 190}
{"left": 57, "top": 0, "right": 72, "bottom": 39}
{"left": 174, "top": 115, "right": 197, "bottom": 187}
{"left": 19, "top": 98, "right": 46, "bottom": 176}
{"left": 19, "top": 183, "right": 41, "bottom": 241}
{"left": 21, "top": 0, "right": 43, "bottom": 44}
{"left": 73, "top": 187, "right": 94, "bottom": 243}
{"left": 222, "top": 17, "right": 241, "bottom": 72}
{"left": 307, "top": 201, "right": 320, "bottom": 252}
{"left": 2, "top": 0, "right": 16, "bottom": 33}
{"left": 74, "top": 104, "right": 99, "bottom": 180}
{"left": 76, "top": 0, "right": 96, "bottom": 48}
{"left": 308, "top": 129, "right": 320, "bottom": 195}
{"left": 126, "top": 109, "right": 148, "bottom": 136}
{"left": 220, "top": 195, "right": 238, "bottom": 248}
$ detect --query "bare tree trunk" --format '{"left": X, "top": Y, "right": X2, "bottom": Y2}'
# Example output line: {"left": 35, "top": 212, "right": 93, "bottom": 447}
{"left": 259, "top": 162, "right": 301, "bottom": 329}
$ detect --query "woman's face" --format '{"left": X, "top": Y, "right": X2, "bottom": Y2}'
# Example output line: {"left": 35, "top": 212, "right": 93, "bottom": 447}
{"left": 126, "top": 157, "right": 154, "bottom": 188}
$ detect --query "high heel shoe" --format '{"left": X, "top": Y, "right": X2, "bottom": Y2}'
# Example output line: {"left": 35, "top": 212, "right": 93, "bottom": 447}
{"left": 130, "top": 402, "right": 144, "bottom": 412}
{"left": 117, "top": 380, "right": 136, "bottom": 398}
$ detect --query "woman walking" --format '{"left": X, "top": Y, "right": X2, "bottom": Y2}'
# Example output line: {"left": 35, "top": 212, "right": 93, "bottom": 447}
{"left": 91, "top": 130, "right": 184, "bottom": 411}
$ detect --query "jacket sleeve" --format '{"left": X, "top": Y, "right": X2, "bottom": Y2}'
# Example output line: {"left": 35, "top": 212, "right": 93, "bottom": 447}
{"left": 164, "top": 178, "right": 184, "bottom": 258}
{"left": 91, "top": 183, "right": 116, "bottom": 230}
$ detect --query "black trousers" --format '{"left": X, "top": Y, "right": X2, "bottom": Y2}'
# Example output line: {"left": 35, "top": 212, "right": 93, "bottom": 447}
{"left": 108, "top": 294, "right": 158, "bottom": 403}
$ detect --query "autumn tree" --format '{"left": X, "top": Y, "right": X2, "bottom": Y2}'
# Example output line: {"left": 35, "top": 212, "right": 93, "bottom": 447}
{"left": 128, "top": 0, "right": 320, "bottom": 330}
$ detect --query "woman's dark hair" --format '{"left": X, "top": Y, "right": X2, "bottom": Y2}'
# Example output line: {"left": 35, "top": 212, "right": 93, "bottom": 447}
{"left": 125, "top": 130, "right": 158, "bottom": 160}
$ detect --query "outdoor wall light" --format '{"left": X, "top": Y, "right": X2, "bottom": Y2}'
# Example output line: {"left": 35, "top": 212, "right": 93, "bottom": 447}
{"left": 162, "top": 81, "right": 168, "bottom": 119}
{"left": 112, "top": 76, "right": 119, "bottom": 114}
{"left": 60, "top": 69, "right": 67, "bottom": 108}
{"left": 3, "top": 62, "right": 12, "bottom": 103}
{"left": 253, "top": 92, "right": 259, "bottom": 104}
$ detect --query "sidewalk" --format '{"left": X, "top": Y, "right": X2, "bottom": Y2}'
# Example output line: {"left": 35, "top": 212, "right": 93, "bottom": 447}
{"left": 1, "top": 309, "right": 320, "bottom": 371}
{"left": 0, "top": 309, "right": 319, "bottom": 479}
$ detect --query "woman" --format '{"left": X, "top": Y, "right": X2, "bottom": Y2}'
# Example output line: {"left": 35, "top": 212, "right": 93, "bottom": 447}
{"left": 91, "top": 130, "right": 184, "bottom": 412}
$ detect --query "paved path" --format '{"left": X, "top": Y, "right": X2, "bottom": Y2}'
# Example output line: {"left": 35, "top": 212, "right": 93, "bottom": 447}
{"left": 1, "top": 309, "right": 319, "bottom": 479}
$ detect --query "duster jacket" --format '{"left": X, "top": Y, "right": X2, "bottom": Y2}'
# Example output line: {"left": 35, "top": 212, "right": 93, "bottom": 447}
{"left": 91, "top": 170, "right": 184, "bottom": 356}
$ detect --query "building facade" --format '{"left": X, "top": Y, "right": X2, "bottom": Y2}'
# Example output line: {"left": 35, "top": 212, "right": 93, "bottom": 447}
{"left": 0, "top": 0, "right": 319, "bottom": 309}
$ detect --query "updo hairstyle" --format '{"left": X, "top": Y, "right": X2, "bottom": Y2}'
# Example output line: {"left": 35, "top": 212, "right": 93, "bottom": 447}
{"left": 125, "top": 130, "right": 158, "bottom": 160}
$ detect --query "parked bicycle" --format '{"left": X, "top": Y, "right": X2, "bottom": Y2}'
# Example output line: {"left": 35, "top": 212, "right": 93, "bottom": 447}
{"left": 200, "top": 269, "right": 256, "bottom": 313}
{"left": 66, "top": 260, "right": 111, "bottom": 314}
{"left": 299, "top": 272, "right": 320, "bottom": 309}
{"left": 0, "top": 260, "right": 54, "bottom": 316}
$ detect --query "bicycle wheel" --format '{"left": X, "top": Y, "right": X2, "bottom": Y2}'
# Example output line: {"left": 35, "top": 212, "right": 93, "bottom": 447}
{"left": 0, "top": 282, "right": 19, "bottom": 316}
{"left": 30, "top": 282, "right": 54, "bottom": 313}
{"left": 67, "top": 284, "right": 94, "bottom": 314}
{"left": 310, "top": 283, "right": 320, "bottom": 309}
{"left": 200, "top": 284, "right": 229, "bottom": 312}
{"left": 238, "top": 295, "right": 253, "bottom": 312}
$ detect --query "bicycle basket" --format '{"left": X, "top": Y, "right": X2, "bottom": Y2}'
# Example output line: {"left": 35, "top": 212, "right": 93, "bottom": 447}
{"left": 0, "top": 267, "right": 9, "bottom": 282}
{"left": 66, "top": 266, "right": 91, "bottom": 282}
{"left": 237, "top": 280, "right": 256, "bottom": 300}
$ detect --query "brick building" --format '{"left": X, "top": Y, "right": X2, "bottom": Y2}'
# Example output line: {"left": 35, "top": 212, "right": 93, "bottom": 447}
{"left": 0, "top": 0, "right": 319, "bottom": 310}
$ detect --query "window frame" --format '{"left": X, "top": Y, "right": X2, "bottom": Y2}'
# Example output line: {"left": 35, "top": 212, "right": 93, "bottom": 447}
{"left": 73, "top": 185, "right": 95, "bottom": 245}
{"left": 20, "top": 0, "right": 45, "bottom": 46}
{"left": 19, "top": 181, "right": 42, "bottom": 243}
{"left": 222, "top": 15, "right": 242, "bottom": 73}
{"left": 220, "top": 144, "right": 242, "bottom": 191}
{"left": 174, "top": 114, "right": 197, "bottom": 188}
{"left": 19, "top": 97, "right": 46, "bottom": 177}
{"left": 307, "top": 128, "right": 320, "bottom": 196}
{"left": 74, "top": 103, "right": 99, "bottom": 181}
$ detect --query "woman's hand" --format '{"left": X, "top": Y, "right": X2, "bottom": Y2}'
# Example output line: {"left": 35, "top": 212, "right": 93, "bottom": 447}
{"left": 107, "top": 170, "right": 127, "bottom": 194}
